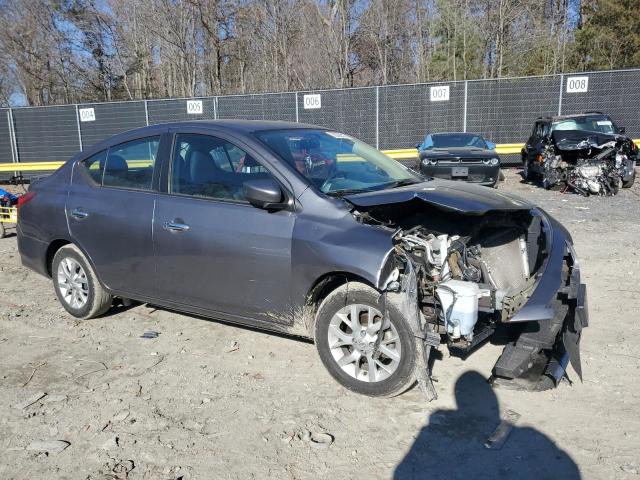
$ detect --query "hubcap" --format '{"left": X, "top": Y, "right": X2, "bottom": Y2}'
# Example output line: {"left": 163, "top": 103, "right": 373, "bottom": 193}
{"left": 57, "top": 257, "right": 89, "bottom": 309}
{"left": 327, "top": 303, "right": 401, "bottom": 383}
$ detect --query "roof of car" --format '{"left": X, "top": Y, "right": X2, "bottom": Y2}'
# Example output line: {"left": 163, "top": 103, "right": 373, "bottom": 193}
{"left": 536, "top": 112, "right": 608, "bottom": 122}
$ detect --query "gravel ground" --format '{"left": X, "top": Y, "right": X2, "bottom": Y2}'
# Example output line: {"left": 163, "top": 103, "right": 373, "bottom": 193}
{"left": 1, "top": 169, "right": 639, "bottom": 480}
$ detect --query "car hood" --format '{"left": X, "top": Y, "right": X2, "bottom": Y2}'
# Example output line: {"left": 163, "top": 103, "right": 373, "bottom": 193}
{"left": 420, "top": 147, "right": 496, "bottom": 159}
{"left": 344, "top": 180, "right": 531, "bottom": 215}
{"left": 550, "top": 129, "right": 628, "bottom": 151}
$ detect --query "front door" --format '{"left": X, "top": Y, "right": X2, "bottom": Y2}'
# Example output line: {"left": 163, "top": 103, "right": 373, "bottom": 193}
{"left": 153, "top": 132, "right": 295, "bottom": 324}
{"left": 67, "top": 135, "right": 162, "bottom": 297}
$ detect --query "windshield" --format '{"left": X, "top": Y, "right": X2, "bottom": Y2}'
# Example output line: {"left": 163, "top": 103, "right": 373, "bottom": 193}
{"left": 551, "top": 116, "right": 618, "bottom": 135}
{"left": 255, "top": 129, "right": 422, "bottom": 194}
{"left": 426, "top": 133, "right": 487, "bottom": 149}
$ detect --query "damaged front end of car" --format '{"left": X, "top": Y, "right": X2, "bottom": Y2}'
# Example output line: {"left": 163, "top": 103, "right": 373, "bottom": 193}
{"left": 346, "top": 184, "right": 588, "bottom": 399}
{"left": 539, "top": 130, "right": 637, "bottom": 195}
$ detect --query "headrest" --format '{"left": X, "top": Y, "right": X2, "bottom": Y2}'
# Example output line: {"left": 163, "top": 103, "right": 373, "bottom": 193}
{"left": 102, "top": 154, "right": 128, "bottom": 172}
{"left": 189, "top": 150, "right": 217, "bottom": 182}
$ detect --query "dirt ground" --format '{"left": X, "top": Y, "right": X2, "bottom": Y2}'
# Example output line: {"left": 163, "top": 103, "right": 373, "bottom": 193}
{"left": 1, "top": 169, "right": 639, "bottom": 480}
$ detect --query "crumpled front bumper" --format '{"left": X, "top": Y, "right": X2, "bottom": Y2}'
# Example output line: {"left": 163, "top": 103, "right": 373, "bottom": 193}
{"left": 492, "top": 210, "right": 588, "bottom": 386}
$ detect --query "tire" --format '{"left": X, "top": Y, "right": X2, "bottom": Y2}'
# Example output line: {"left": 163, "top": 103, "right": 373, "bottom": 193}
{"left": 522, "top": 158, "right": 534, "bottom": 181}
{"left": 52, "top": 244, "right": 112, "bottom": 319}
{"left": 314, "top": 282, "right": 417, "bottom": 397}
{"left": 0, "top": 222, "right": 5, "bottom": 239}
{"left": 622, "top": 169, "right": 636, "bottom": 188}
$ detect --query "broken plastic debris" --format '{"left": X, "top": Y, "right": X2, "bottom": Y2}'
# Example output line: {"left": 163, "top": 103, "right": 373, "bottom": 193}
{"left": 140, "top": 331, "right": 160, "bottom": 339}
{"left": 26, "top": 440, "right": 70, "bottom": 454}
{"left": 13, "top": 392, "right": 47, "bottom": 410}
{"left": 225, "top": 341, "right": 239, "bottom": 353}
{"left": 485, "top": 409, "right": 521, "bottom": 450}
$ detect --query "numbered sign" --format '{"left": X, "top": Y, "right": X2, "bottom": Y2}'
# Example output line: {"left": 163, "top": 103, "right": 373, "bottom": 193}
{"left": 566, "top": 76, "right": 588, "bottom": 93}
{"left": 303, "top": 94, "right": 321, "bottom": 109}
{"left": 430, "top": 85, "right": 450, "bottom": 102}
{"left": 187, "top": 100, "right": 203, "bottom": 114}
{"left": 79, "top": 108, "right": 96, "bottom": 122}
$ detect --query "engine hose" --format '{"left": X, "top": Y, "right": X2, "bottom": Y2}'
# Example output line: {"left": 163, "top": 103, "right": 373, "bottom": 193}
{"left": 436, "top": 284, "right": 458, "bottom": 331}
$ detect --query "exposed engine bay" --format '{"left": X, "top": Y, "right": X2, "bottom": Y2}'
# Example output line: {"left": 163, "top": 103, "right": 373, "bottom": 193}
{"left": 540, "top": 130, "right": 637, "bottom": 195}
{"left": 350, "top": 197, "right": 586, "bottom": 397}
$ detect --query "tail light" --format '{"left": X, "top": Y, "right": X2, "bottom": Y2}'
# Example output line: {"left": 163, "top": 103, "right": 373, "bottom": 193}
{"left": 17, "top": 191, "right": 36, "bottom": 207}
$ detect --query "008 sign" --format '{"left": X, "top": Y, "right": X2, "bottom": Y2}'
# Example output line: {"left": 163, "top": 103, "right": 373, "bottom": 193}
{"left": 566, "top": 76, "right": 588, "bottom": 93}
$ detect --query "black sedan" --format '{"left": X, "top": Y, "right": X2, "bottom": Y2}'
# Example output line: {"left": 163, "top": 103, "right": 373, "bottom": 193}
{"left": 417, "top": 132, "right": 501, "bottom": 187}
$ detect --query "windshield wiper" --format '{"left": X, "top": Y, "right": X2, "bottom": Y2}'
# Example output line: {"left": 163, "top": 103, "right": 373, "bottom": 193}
{"left": 380, "top": 178, "right": 423, "bottom": 189}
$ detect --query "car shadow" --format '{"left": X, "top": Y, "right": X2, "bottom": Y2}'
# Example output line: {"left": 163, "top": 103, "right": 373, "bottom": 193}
{"left": 394, "top": 371, "right": 581, "bottom": 480}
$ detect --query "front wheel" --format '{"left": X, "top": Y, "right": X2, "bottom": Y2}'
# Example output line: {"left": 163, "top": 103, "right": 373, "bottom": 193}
{"left": 52, "top": 244, "right": 113, "bottom": 319}
{"left": 314, "top": 282, "right": 417, "bottom": 397}
{"left": 622, "top": 169, "right": 636, "bottom": 188}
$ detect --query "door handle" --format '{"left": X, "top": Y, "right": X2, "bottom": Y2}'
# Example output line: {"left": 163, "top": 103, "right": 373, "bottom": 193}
{"left": 71, "top": 208, "right": 89, "bottom": 220}
{"left": 163, "top": 221, "right": 190, "bottom": 232}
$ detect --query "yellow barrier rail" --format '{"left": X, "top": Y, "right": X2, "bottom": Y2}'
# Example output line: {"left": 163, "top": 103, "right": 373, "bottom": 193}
{"left": 0, "top": 206, "right": 18, "bottom": 224}
{"left": 1, "top": 139, "right": 639, "bottom": 172}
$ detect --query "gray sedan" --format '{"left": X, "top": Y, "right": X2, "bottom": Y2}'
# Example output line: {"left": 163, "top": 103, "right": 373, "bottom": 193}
{"left": 17, "top": 121, "right": 587, "bottom": 397}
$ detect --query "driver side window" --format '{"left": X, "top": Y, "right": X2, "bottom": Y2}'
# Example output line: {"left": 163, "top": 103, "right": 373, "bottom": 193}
{"left": 170, "top": 133, "right": 274, "bottom": 202}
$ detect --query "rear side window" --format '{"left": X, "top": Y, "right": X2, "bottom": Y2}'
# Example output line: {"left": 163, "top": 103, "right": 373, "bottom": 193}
{"left": 102, "top": 136, "right": 160, "bottom": 190}
{"left": 82, "top": 150, "right": 107, "bottom": 184}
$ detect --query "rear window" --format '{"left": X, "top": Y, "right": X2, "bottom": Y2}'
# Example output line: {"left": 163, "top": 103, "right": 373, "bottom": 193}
{"left": 81, "top": 136, "right": 160, "bottom": 190}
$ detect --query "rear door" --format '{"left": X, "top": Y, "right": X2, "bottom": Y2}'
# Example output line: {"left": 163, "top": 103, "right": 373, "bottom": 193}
{"left": 153, "top": 130, "right": 295, "bottom": 324}
{"left": 67, "top": 133, "right": 167, "bottom": 297}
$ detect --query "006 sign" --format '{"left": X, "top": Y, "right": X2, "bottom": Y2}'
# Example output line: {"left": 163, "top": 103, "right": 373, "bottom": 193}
{"left": 303, "top": 94, "right": 321, "bottom": 109}
{"left": 186, "top": 100, "right": 203, "bottom": 114}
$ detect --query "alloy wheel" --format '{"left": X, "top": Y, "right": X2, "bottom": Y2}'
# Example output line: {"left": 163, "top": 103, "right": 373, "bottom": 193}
{"left": 57, "top": 257, "right": 89, "bottom": 309}
{"left": 327, "top": 303, "right": 401, "bottom": 382}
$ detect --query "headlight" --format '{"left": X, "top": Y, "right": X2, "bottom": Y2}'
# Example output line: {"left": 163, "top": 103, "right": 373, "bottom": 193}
{"left": 427, "top": 159, "right": 438, "bottom": 165}
{"left": 482, "top": 158, "right": 490, "bottom": 165}
{"left": 490, "top": 157, "right": 500, "bottom": 165}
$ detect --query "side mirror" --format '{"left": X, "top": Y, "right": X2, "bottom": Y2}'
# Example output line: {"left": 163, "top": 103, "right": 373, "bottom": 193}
{"left": 619, "top": 126, "right": 626, "bottom": 134}
{"left": 485, "top": 140, "right": 496, "bottom": 150}
{"left": 243, "top": 178, "right": 286, "bottom": 210}
{"left": 415, "top": 144, "right": 421, "bottom": 150}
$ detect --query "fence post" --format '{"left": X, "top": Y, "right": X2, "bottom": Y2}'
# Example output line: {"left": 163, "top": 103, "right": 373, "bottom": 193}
{"left": 214, "top": 97, "right": 218, "bottom": 120}
{"left": 295, "top": 92, "right": 299, "bottom": 123}
{"left": 74, "top": 105, "right": 83, "bottom": 151}
{"left": 558, "top": 74, "right": 564, "bottom": 116}
{"left": 144, "top": 100, "right": 149, "bottom": 126}
{"left": 7, "top": 108, "right": 18, "bottom": 164}
{"left": 375, "top": 86, "right": 380, "bottom": 149}
{"left": 463, "top": 80, "right": 468, "bottom": 133}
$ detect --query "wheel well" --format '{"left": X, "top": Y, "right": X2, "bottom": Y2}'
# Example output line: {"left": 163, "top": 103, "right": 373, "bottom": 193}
{"left": 302, "top": 272, "right": 375, "bottom": 336}
{"left": 45, "top": 239, "right": 71, "bottom": 277}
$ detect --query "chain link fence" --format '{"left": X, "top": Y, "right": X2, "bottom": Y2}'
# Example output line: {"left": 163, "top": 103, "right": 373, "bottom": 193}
{"left": 1, "top": 68, "right": 639, "bottom": 173}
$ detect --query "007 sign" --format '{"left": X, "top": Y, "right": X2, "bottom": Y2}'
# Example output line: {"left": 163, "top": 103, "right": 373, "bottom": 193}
{"left": 430, "top": 85, "right": 450, "bottom": 102}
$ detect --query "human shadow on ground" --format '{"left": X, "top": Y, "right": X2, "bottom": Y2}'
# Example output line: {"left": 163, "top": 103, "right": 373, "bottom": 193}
{"left": 394, "top": 371, "right": 580, "bottom": 480}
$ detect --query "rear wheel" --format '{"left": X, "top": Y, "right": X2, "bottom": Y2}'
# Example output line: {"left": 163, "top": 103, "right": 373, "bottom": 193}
{"left": 314, "top": 282, "right": 416, "bottom": 397}
{"left": 52, "top": 244, "right": 112, "bottom": 319}
{"left": 0, "top": 222, "right": 5, "bottom": 239}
